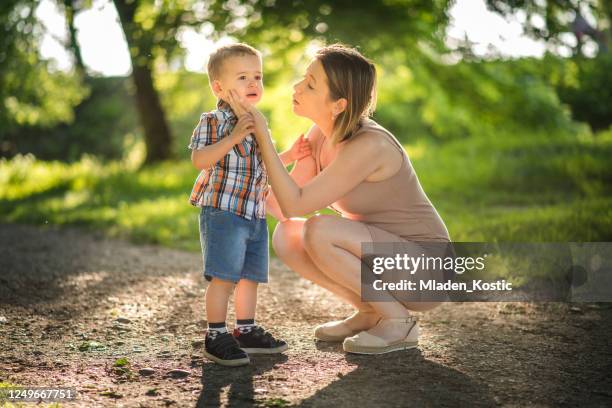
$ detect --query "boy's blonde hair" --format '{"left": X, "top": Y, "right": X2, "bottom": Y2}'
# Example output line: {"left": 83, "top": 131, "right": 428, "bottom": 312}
{"left": 207, "top": 43, "right": 261, "bottom": 82}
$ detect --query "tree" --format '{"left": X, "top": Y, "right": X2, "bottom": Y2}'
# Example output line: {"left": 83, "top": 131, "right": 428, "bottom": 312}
{"left": 112, "top": 0, "right": 177, "bottom": 164}
{"left": 107, "top": 0, "right": 452, "bottom": 163}
{"left": 59, "top": 0, "right": 86, "bottom": 75}
{"left": 208, "top": 0, "right": 451, "bottom": 68}
{"left": 485, "top": 0, "right": 610, "bottom": 56}
{"left": 0, "top": 0, "right": 86, "bottom": 158}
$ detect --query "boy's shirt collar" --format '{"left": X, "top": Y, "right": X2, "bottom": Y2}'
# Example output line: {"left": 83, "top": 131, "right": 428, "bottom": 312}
{"left": 216, "top": 99, "right": 235, "bottom": 117}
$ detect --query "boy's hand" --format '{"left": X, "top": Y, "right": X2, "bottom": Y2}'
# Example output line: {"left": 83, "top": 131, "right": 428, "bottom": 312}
{"left": 229, "top": 114, "right": 255, "bottom": 144}
{"left": 288, "top": 134, "right": 312, "bottom": 161}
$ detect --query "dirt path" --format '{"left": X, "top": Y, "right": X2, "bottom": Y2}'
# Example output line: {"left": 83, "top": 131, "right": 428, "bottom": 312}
{"left": 1, "top": 223, "right": 611, "bottom": 407}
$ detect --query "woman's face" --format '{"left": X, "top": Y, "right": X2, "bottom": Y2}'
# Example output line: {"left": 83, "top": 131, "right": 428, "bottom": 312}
{"left": 292, "top": 59, "right": 334, "bottom": 122}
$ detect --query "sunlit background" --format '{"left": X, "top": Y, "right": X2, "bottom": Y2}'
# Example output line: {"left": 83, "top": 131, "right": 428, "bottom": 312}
{"left": 1, "top": 0, "right": 611, "bottom": 254}
{"left": 36, "top": 0, "right": 557, "bottom": 75}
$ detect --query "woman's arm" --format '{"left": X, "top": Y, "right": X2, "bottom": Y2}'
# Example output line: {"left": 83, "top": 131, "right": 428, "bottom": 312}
{"left": 273, "top": 134, "right": 383, "bottom": 217}
{"left": 254, "top": 118, "right": 382, "bottom": 217}
{"left": 266, "top": 129, "right": 319, "bottom": 221}
{"left": 228, "top": 90, "right": 382, "bottom": 218}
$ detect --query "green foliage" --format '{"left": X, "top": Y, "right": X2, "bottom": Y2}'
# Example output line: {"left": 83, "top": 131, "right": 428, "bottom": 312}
{"left": 414, "top": 128, "right": 612, "bottom": 242}
{"left": 555, "top": 53, "right": 612, "bottom": 131}
{"left": 112, "top": 0, "right": 199, "bottom": 70}
{"left": 1, "top": 128, "right": 610, "bottom": 256}
{"left": 485, "top": 0, "right": 611, "bottom": 57}
{"left": 3, "top": 77, "right": 138, "bottom": 161}
{"left": 370, "top": 53, "right": 579, "bottom": 143}
{"left": 0, "top": 1, "right": 87, "bottom": 139}
{"left": 155, "top": 70, "right": 217, "bottom": 157}
{"left": 239, "top": 0, "right": 451, "bottom": 58}
{"left": 0, "top": 154, "right": 201, "bottom": 250}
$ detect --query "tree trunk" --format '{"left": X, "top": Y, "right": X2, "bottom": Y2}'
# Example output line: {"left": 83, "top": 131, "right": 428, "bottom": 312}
{"left": 112, "top": 0, "right": 173, "bottom": 164}
{"left": 131, "top": 63, "right": 173, "bottom": 163}
{"left": 62, "top": 0, "right": 86, "bottom": 75}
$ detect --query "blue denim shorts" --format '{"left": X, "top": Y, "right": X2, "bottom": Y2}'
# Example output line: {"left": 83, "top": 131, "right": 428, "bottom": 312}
{"left": 199, "top": 206, "right": 269, "bottom": 283}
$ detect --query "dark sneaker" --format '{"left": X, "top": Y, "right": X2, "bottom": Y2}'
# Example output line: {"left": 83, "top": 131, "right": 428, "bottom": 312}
{"left": 203, "top": 332, "right": 250, "bottom": 366}
{"left": 233, "top": 326, "right": 288, "bottom": 354}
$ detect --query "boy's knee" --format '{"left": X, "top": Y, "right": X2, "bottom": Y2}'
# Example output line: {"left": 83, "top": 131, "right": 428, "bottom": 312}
{"left": 236, "top": 278, "right": 258, "bottom": 287}
{"left": 208, "top": 277, "right": 236, "bottom": 293}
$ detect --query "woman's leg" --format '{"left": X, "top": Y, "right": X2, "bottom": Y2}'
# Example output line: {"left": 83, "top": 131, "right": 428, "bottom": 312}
{"left": 273, "top": 218, "right": 379, "bottom": 330}
{"left": 300, "top": 215, "right": 442, "bottom": 342}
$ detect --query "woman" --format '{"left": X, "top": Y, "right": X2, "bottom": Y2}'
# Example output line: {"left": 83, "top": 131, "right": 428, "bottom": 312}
{"left": 228, "top": 44, "right": 450, "bottom": 355}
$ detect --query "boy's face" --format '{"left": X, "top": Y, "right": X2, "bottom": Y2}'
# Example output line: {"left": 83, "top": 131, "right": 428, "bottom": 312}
{"left": 212, "top": 55, "right": 263, "bottom": 105}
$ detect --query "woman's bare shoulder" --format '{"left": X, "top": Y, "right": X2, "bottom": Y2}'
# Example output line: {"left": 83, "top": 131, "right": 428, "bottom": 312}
{"left": 305, "top": 124, "right": 324, "bottom": 144}
{"left": 337, "top": 130, "right": 388, "bottom": 165}
{"left": 345, "top": 126, "right": 389, "bottom": 153}
{"left": 340, "top": 125, "right": 402, "bottom": 179}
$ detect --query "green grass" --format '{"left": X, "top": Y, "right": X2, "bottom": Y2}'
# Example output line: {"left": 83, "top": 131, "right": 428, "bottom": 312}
{"left": 412, "top": 129, "right": 612, "bottom": 242}
{"left": 1, "top": 129, "right": 611, "bottom": 258}
{"left": 0, "top": 155, "right": 200, "bottom": 251}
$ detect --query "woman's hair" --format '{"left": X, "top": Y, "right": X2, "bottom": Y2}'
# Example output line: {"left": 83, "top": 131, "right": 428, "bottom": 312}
{"left": 315, "top": 44, "right": 377, "bottom": 144}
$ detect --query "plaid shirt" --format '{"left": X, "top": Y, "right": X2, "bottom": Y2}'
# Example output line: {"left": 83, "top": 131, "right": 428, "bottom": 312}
{"left": 188, "top": 100, "right": 268, "bottom": 220}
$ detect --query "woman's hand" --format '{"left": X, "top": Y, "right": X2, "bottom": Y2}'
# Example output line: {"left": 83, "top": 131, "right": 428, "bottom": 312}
{"left": 287, "top": 134, "right": 312, "bottom": 161}
{"left": 225, "top": 89, "right": 249, "bottom": 117}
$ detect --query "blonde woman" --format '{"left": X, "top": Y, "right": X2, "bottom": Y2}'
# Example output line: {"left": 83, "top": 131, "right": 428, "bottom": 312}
{"left": 228, "top": 44, "right": 450, "bottom": 355}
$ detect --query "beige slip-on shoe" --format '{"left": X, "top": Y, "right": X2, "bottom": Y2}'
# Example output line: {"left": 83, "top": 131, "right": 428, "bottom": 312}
{"left": 314, "top": 320, "right": 360, "bottom": 342}
{"left": 342, "top": 316, "right": 419, "bottom": 355}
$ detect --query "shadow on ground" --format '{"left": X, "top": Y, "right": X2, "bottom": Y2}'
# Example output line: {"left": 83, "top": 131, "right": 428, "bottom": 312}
{"left": 197, "top": 355, "right": 289, "bottom": 407}
{"left": 298, "top": 347, "right": 495, "bottom": 407}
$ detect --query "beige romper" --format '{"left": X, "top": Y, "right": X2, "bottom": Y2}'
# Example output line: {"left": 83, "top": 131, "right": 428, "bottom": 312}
{"left": 314, "top": 119, "right": 451, "bottom": 243}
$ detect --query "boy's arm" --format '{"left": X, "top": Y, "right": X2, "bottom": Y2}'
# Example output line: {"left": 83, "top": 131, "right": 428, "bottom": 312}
{"left": 278, "top": 150, "right": 294, "bottom": 167}
{"left": 189, "top": 113, "right": 254, "bottom": 170}
{"left": 191, "top": 137, "right": 240, "bottom": 170}
{"left": 278, "top": 133, "right": 312, "bottom": 167}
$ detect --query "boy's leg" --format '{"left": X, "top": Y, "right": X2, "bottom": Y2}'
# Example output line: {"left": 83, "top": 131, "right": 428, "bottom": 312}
{"left": 234, "top": 279, "right": 259, "bottom": 334}
{"left": 232, "top": 279, "right": 287, "bottom": 353}
{"left": 234, "top": 216, "right": 266, "bottom": 334}
{"left": 199, "top": 206, "right": 252, "bottom": 366}
{"left": 205, "top": 277, "right": 235, "bottom": 324}
{"left": 234, "top": 279, "right": 258, "bottom": 321}
{"left": 232, "top": 217, "right": 287, "bottom": 354}
{"left": 203, "top": 277, "right": 250, "bottom": 367}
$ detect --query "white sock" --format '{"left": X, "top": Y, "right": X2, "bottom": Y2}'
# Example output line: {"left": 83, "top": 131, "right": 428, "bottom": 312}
{"left": 207, "top": 325, "right": 228, "bottom": 338}
{"left": 236, "top": 319, "right": 256, "bottom": 333}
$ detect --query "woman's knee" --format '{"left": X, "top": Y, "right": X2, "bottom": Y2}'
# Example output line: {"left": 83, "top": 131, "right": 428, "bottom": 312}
{"left": 302, "top": 215, "right": 334, "bottom": 252}
{"left": 272, "top": 220, "right": 304, "bottom": 260}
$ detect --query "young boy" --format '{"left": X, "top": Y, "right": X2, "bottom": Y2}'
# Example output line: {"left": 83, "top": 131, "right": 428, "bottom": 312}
{"left": 188, "top": 43, "right": 310, "bottom": 366}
